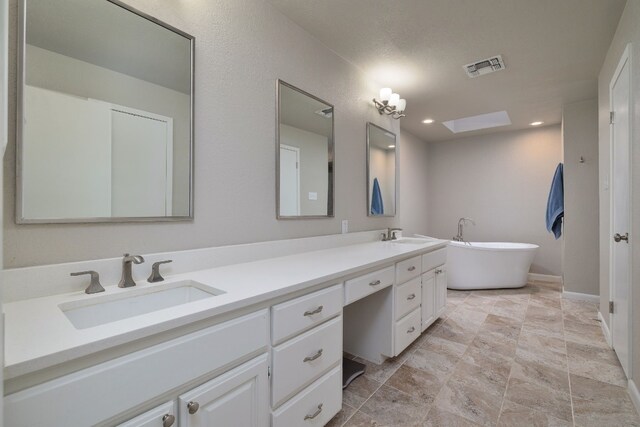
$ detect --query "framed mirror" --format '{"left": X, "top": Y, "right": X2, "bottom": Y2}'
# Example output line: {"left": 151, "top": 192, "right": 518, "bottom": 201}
{"left": 276, "top": 80, "right": 334, "bottom": 219}
{"left": 367, "top": 123, "right": 397, "bottom": 217}
{"left": 16, "top": 0, "right": 194, "bottom": 223}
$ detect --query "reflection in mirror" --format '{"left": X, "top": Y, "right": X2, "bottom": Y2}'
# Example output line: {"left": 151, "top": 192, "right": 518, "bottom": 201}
{"left": 277, "top": 81, "right": 334, "bottom": 218}
{"left": 367, "top": 123, "right": 397, "bottom": 217}
{"left": 17, "top": 0, "right": 193, "bottom": 223}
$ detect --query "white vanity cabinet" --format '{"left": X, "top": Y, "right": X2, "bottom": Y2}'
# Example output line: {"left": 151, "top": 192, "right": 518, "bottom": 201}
{"left": 178, "top": 355, "right": 269, "bottom": 427}
{"left": 421, "top": 248, "right": 447, "bottom": 331}
{"left": 117, "top": 401, "right": 177, "bottom": 427}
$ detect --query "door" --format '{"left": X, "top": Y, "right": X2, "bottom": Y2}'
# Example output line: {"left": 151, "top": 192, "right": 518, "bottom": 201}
{"left": 421, "top": 271, "right": 435, "bottom": 332}
{"left": 610, "top": 44, "right": 632, "bottom": 377}
{"left": 435, "top": 265, "right": 447, "bottom": 316}
{"left": 179, "top": 355, "right": 269, "bottom": 427}
{"left": 111, "top": 108, "right": 172, "bottom": 217}
{"left": 279, "top": 144, "right": 300, "bottom": 216}
{"left": 117, "top": 401, "right": 176, "bottom": 427}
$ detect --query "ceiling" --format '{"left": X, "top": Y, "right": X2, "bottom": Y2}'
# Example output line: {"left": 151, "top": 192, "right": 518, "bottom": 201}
{"left": 26, "top": 0, "right": 191, "bottom": 94}
{"left": 269, "top": 0, "right": 626, "bottom": 141}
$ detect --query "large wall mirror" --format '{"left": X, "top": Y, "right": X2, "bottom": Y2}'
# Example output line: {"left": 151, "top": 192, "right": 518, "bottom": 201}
{"left": 16, "top": 0, "right": 194, "bottom": 223}
{"left": 367, "top": 123, "right": 397, "bottom": 217}
{"left": 277, "top": 80, "right": 334, "bottom": 218}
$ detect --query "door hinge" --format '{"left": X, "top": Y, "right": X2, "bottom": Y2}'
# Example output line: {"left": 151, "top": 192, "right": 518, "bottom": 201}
{"left": 268, "top": 366, "right": 271, "bottom": 378}
{"left": 609, "top": 301, "right": 614, "bottom": 314}
{"left": 610, "top": 111, "right": 615, "bottom": 124}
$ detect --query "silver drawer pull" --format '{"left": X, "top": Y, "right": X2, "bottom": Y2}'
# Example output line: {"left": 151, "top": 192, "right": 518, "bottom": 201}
{"left": 407, "top": 293, "right": 416, "bottom": 300}
{"left": 162, "top": 414, "right": 176, "bottom": 427}
{"left": 304, "top": 403, "right": 324, "bottom": 420}
{"left": 435, "top": 269, "right": 442, "bottom": 274}
{"left": 369, "top": 279, "right": 381, "bottom": 286}
{"left": 304, "top": 305, "right": 324, "bottom": 316}
{"left": 408, "top": 266, "right": 416, "bottom": 272}
{"left": 303, "top": 349, "right": 323, "bottom": 362}
{"left": 407, "top": 326, "right": 416, "bottom": 334}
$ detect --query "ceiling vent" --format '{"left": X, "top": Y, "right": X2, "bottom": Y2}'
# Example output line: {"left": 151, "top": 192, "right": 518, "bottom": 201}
{"left": 464, "top": 55, "right": 505, "bottom": 78}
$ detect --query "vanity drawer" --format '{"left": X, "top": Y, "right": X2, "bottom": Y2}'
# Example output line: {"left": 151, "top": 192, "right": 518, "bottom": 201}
{"left": 395, "top": 276, "right": 421, "bottom": 320}
{"left": 271, "top": 284, "right": 343, "bottom": 346}
{"left": 422, "top": 248, "right": 446, "bottom": 272}
{"left": 272, "top": 365, "right": 342, "bottom": 427}
{"left": 396, "top": 255, "right": 422, "bottom": 285}
{"left": 394, "top": 307, "right": 421, "bottom": 356}
{"left": 344, "top": 266, "right": 394, "bottom": 305}
{"left": 5, "top": 310, "right": 269, "bottom": 427}
{"left": 271, "top": 316, "right": 342, "bottom": 408}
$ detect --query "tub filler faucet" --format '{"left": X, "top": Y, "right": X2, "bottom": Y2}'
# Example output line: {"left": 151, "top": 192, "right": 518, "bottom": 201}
{"left": 453, "top": 218, "right": 475, "bottom": 242}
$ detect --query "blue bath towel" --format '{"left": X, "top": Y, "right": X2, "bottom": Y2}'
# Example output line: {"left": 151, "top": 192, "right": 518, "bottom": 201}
{"left": 371, "top": 178, "right": 384, "bottom": 215}
{"left": 546, "top": 163, "right": 564, "bottom": 239}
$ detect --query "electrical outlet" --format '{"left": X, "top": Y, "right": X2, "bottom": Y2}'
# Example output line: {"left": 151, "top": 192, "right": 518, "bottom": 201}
{"left": 341, "top": 220, "right": 348, "bottom": 234}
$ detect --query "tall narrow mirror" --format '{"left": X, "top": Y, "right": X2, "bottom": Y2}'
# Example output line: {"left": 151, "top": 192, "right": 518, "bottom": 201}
{"left": 277, "top": 80, "right": 334, "bottom": 218}
{"left": 367, "top": 123, "right": 397, "bottom": 217}
{"left": 17, "top": 0, "right": 193, "bottom": 223}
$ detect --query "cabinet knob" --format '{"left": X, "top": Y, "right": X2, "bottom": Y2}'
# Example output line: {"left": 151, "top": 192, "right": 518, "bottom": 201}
{"left": 407, "top": 326, "right": 415, "bottom": 334}
{"left": 187, "top": 401, "right": 200, "bottom": 414}
{"left": 407, "top": 293, "right": 416, "bottom": 300}
{"left": 162, "top": 414, "right": 176, "bottom": 427}
{"left": 369, "top": 279, "right": 381, "bottom": 286}
{"left": 408, "top": 266, "right": 416, "bottom": 272}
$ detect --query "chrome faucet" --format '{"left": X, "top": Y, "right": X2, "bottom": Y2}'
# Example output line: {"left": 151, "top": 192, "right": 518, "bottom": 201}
{"left": 118, "top": 253, "right": 145, "bottom": 288}
{"left": 453, "top": 218, "right": 475, "bottom": 242}
{"left": 381, "top": 227, "right": 403, "bottom": 241}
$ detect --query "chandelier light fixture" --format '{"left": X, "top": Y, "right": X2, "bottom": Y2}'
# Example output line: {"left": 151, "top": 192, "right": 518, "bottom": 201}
{"left": 373, "top": 88, "right": 406, "bottom": 119}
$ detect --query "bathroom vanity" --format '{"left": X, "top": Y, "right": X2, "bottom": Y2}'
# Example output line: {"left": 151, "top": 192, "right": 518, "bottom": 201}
{"left": 2, "top": 233, "right": 447, "bottom": 426}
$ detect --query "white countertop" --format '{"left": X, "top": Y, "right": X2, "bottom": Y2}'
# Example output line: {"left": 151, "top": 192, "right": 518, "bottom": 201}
{"left": 3, "top": 238, "right": 447, "bottom": 380}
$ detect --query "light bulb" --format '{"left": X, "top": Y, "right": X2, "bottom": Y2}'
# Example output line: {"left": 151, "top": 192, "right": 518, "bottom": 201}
{"left": 389, "top": 93, "right": 400, "bottom": 107}
{"left": 379, "top": 88, "right": 392, "bottom": 102}
{"left": 397, "top": 99, "right": 406, "bottom": 112}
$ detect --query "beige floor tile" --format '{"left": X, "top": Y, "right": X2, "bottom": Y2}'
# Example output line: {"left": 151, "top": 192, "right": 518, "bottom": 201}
{"left": 481, "top": 314, "right": 522, "bottom": 340}
{"left": 461, "top": 345, "right": 513, "bottom": 379}
{"left": 563, "top": 319, "right": 608, "bottom": 348}
{"left": 509, "top": 356, "right": 570, "bottom": 394}
{"left": 570, "top": 374, "right": 640, "bottom": 426}
{"left": 385, "top": 364, "right": 444, "bottom": 404}
{"left": 430, "top": 317, "right": 479, "bottom": 345}
{"left": 566, "top": 340, "right": 627, "bottom": 386}
{"left": 422, "top": 335, "right": 469, "bottom": 357}
{"left": 422, "top": 406, "right": 483, "bottom": 426}
{"left": 447, "top": 360, "right": 509, "bottom": 399}
{"left": 469, "top": 329, "right": 518, "bottom": 358}
{"left": 515, "top": 331, "right": 567, "bottom": 371}
{"left": 354, "top": 355, "right": 405, "bottom": 384}
{"left": 447, "top": 306, "right": 489, "bottom": 326}
{"left": 529, "top": 294, "right": 563, "bottom": 311}
{"left": 326, "top": 403, "right": 357, "bottom": 427}
{"left": 359, "top": 385, "right": 430, "bottom": 426}
{"left": 504, "top": 377, "right": 573, "bottom": 422}
{"left": 342, "top": 374, "right": 382, "bottom": 408}
{"left": 490, "top": 300, "right": 528, "bottom": 321}
{"left": 434, "top": 381, "right": 502, "bottom": 426}
{"left": 405, "top": 346, "right": 461, "bottom": 378}
{"left": 343, "top": 411, "right": 382, "bottom": 427}
{"left": 498, "top": 399, "right": 572, "bottom": 427}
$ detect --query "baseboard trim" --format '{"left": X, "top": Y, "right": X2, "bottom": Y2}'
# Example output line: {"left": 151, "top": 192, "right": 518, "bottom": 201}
{"left": 629, "top": 380, "right": 640, "bottom": 416}
{"left": 562, "top": 291, "right": 600, "bottom": 304}
{"left": 598, "top": 311, "right": 612, "bottom": 347}
{"left": 527, "top": 273, "right": 562, "bottom": 284}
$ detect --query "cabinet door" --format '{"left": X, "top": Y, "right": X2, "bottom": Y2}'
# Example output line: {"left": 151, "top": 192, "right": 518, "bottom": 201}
{"left": 179, "top": 354, "right": 269, "bottom": 427}
{"left": 117, "top": 401, "right": 177, "bottom": 427}
{"left": 421, "top": 271, "right": 435, "bottom": 332}
{"left": 435, "top": 265, "right": 447, "bottom": 315}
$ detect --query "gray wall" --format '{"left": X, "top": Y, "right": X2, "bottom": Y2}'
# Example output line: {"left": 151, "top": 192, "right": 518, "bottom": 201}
{"left": 4, "top": 0, "right": 408, "bottom": 268}
{"left": 562, "top": 99, "right": 599, "bottom": 296}
{"left": 597, "top": 0, "right": 640, "bottom": 376}
{"left": 427, "top": 125, "right": 563, "bottom": 275}
{"left": 398, "top": 130, "right": 430, "bottom": 237}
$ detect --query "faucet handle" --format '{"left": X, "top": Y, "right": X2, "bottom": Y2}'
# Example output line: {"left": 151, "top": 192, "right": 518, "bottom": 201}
{"left": 148, "top": 260, "right": 173, "bottom": 283}
{"left": 71, "top": 270, "right": 105, "bottom": 294}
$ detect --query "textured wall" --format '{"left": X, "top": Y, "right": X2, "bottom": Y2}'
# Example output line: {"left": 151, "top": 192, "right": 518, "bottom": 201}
{"left": 427, "top": 126, "right": 563, "bottom": 275}
{"left": 398, "top": 130, "right": 430, "bottom": 237}
{"left": 4, "top": 0, "right": 409, "bottom": 267}
{"left": 562, "top": 99, "right": 599, "bottom": 296}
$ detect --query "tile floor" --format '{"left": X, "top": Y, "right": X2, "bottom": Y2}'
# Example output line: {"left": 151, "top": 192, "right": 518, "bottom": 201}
{"left": 327, "top": 281, "right": 640, "bottom": 426}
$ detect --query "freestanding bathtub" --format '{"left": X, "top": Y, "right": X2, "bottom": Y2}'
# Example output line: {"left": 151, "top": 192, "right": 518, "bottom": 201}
{"left": 446, "top": 241, "right": 539, "bottom": 290}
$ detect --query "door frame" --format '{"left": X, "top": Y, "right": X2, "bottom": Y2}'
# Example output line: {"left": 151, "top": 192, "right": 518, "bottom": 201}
{"left": 279, "top": 144, "right": 301, "bottom": 216}
{"left": 609, "top": 42, "right": 633, "bottom": 378}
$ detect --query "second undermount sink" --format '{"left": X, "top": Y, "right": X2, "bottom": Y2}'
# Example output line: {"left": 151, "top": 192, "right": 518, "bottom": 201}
{"left": 60, "top": 280, "right": 225, "bottom": 329}
{"left": 390, "top": 237, "right": 432, "bottom": 245}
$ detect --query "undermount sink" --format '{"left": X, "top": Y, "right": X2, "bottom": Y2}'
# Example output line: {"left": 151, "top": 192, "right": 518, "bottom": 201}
{"left": 60, "top": 280, "right": 225, "bottom": 329}
{"left": 390, "top": 237, "right": 432, "bottom": 245}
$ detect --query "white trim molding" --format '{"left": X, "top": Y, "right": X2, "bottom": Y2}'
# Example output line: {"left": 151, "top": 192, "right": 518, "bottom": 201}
{"left": 527, "top": 273, "right": 562, "bottom": 284}
{"left": 599, "top": 311, "right": 612, "bottom": 347}
{"left": 562, "top": 291, "right": 600, "bottom": 304}
{"left": 629, "top": 380, "right": 640, "bottom": 416}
